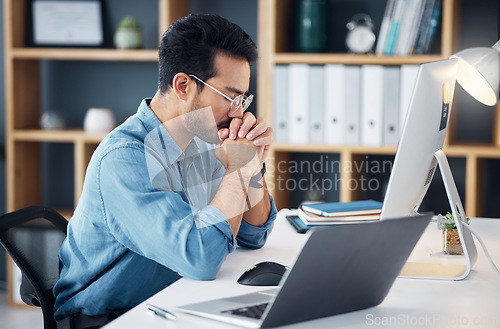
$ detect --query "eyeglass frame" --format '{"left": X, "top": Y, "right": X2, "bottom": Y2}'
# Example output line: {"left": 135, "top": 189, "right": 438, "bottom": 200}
{"left": 188, "top": 74, "right": 254, "bottom": 114}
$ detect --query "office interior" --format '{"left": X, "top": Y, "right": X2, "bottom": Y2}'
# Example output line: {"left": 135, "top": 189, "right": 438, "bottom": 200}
{"left": 0, "top": 0, "right": 498, "bottom": 327}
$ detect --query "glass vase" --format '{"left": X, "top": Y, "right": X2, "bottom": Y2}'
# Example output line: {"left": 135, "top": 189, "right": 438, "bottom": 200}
{"left": 295, "top": 0, "right": 327, "bottom": 53}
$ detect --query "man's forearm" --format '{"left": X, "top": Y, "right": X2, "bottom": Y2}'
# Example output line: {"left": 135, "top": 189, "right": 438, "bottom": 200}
{"left": 210, "top": 168, "right": 253, "bottom": 236}
{"left": 242, "top": 176, "right": 271, "bottom": 227}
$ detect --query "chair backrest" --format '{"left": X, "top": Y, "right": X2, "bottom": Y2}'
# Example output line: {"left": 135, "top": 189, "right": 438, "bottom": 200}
{"left": 0, "top": 206, "right": 68, "bottom": 329}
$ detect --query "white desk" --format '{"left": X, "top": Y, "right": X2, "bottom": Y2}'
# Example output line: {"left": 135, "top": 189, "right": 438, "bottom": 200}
{"left": 104, "top": 212, "right": 500, "bottom": 329}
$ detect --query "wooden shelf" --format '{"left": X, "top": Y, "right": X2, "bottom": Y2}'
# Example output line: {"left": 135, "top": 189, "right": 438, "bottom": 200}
{"left": 445, "top": 144, "right": 500, "bottom": 158}
{"left": 273, "top": 143, "right": 397, "bottom": 155}
{"left": 10, "top": 48, "right": 158, "bottom": 62}
{"left": 274, "top": 53, "right": 446, "bottom": 65}
{"left": 273, "top": 143, "right": 500, "bottom": 158}
{"left": 13, "top": 129, "right": 106, "bottom": 143}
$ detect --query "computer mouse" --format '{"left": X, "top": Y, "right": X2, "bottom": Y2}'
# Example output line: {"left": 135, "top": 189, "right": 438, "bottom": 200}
{"left": 237, "top": 261, "right": 288, "bottom": 286}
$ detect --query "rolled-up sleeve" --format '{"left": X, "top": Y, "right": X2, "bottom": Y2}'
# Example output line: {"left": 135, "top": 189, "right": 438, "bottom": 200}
{"left": 236, "top": 195, "right": 278, "bottom": 249}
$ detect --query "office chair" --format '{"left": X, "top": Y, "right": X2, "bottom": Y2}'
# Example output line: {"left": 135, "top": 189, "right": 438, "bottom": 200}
{"left": 0, "top": 206, "right": 68, "bottom": 329}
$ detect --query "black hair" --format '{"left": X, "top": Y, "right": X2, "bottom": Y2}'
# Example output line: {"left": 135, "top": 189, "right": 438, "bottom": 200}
{"left": 158, "top": 14, "right": 258, "bottom": 93}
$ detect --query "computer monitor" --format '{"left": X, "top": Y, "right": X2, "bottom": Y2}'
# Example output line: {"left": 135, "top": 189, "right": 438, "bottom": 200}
{"left": 380, "top": 59, "right": 457, "bottom": 219}
{"left": 379, "top": 58, "right": 478, "bottom": 280}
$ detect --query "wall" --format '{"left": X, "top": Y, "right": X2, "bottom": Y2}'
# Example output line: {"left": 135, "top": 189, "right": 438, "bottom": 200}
{"left": 456, "top": 0, "right": 499, "bottom": 142}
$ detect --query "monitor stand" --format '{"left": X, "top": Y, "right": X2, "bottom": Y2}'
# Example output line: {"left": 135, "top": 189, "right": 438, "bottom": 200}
{"left": 399, "top": 149, "right": 478, "bottom": 280}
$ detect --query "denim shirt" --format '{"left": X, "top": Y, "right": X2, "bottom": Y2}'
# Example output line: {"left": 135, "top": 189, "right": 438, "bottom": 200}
{"left": 53, "top": 99, "right": 277, "bottom": 321}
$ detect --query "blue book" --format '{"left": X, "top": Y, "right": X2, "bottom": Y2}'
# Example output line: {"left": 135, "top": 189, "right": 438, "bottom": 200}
{"left": 418, "top": 0, "right": 442, "bottom": 54}
{"left": 383, "top": 0, "right": 409, "bottom": 55}
{"left": 286, "top": 214, "right": 314, "bottom": 234}
{"left": 300, "top": 200, "right": 383, "bottom": 217}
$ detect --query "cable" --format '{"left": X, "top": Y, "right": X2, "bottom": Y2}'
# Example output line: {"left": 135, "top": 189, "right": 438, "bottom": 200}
{"left": 462, "top": 222, "right": 500, "bottom": 275}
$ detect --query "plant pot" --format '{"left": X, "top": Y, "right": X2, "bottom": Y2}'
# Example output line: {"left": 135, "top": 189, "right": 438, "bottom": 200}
{"left": 114, "top": 28, "right": 143, "bottom": 49}
{"left": 442, "top": 227, "right": 464, "bottom": 255}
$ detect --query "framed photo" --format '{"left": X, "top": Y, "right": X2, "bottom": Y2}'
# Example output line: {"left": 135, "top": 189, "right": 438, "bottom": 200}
{"left": 28, "top": 0, "right": 104, "bottom": 47}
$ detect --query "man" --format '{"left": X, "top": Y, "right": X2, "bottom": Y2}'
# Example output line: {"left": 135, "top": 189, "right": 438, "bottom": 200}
{"left": 53, "top": 14, "right": 276, "bottom": 328}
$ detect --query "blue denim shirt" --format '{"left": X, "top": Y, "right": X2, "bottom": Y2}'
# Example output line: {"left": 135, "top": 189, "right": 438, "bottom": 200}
{"left": 53, "top": 99, "right": 277, "bottom": 321}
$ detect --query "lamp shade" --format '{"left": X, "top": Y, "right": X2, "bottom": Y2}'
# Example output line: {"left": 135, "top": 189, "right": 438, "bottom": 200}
{"left": 450, "top": 43, "right": 500, "bottom": 106}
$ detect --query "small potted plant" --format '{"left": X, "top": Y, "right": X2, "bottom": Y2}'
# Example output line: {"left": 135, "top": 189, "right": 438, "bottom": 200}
{"left": 441, "top": 212, "right": 469, "bottom": 255}
{"left": 114, "top": 16, "right": 143, "bottom": 49}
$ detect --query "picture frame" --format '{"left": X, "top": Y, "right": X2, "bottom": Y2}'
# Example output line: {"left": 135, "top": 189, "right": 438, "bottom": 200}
{"left": 27, "top": 0, "right": 104, "bottom": 47}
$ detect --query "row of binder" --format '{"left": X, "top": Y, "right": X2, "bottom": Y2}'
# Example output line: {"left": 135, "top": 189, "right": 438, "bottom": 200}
{"left": 273, "top": 64, "right": 419, "bottom": 146}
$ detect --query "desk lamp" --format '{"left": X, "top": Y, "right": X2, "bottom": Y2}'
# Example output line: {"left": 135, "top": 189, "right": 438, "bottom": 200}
{"left": 451, "top": 40, "right": 500, "bottom": 106}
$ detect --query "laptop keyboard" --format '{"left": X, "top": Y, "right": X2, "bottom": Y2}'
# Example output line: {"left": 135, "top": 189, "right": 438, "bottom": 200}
{"left": 221, "top": 302, "right": 269, "bottom": 319}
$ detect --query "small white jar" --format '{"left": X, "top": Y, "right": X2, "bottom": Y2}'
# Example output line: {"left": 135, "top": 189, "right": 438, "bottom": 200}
{"left": 84, "top": 108, "right": 116, "bottom": 133}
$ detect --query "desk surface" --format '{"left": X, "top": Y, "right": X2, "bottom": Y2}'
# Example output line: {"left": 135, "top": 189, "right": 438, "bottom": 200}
{"left": 104, "top": 212, "right": 500, "bottom": 329}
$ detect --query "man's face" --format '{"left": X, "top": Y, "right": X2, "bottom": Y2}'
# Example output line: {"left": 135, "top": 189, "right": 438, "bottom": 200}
{"left": 187, "top": 52, "right": 251, "bottom": 144}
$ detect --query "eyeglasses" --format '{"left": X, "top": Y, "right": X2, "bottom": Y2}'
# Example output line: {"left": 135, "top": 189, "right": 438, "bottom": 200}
{"left": 189, "top": 74, "right": 254, "bottom": 114}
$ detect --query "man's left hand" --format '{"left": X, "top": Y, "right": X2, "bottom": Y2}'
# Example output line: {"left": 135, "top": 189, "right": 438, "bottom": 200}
{"left": 218, "top": 112, "right": 273, "bottom": 163}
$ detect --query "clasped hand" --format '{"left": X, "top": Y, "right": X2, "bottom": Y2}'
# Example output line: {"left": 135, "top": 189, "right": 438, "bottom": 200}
{"left": 215, "top": 112, "right": 273, "bottom": 176}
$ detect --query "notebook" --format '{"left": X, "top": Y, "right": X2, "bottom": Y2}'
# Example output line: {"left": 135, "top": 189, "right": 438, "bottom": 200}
{"left": 300, "top": 200, "right": 382, "bottom": 217}
{"left": 177, "top": 214, "right": 432, "bottom": 328}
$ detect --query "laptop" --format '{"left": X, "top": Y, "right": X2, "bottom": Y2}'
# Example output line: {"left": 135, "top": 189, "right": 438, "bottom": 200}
{"left": 177, "top": 214, "right": 432, "bottom": 328}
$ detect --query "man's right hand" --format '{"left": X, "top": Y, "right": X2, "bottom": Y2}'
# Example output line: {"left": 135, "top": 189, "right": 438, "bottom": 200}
{"left": 214, "top": 137, "right": 264, "bottom": 177}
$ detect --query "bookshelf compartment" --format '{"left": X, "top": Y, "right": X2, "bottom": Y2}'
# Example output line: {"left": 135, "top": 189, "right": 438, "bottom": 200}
{"left": 270, "top": 151, "right": 396, "bottom": 210}
{"left": 272, "top": 0, "right": 447, "bottom": 56}
{"left": 11, "top": 60, "right": 41, "bottom": 130}
{"left": 41, "top": 143, "right": 75, "bottom": 211}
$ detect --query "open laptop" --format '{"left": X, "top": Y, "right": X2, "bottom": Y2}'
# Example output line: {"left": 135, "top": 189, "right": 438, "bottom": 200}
{"left": 177, "top": 214, "right": 432, "bottom": 328}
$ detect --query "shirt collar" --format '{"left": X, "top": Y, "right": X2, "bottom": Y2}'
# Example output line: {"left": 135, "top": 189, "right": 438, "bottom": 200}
{"left": 137, "top": 98, "right": 161, "bottom": 133}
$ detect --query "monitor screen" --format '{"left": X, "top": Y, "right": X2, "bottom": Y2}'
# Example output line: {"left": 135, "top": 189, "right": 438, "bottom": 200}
{"left": 380, "top": 59, "right": 458, "bottom": 219}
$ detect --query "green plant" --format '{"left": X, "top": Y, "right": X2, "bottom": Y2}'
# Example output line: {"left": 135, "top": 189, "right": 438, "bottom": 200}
{"left": 118, "top": 16, "right": 141, "bottom": 29}
{"left": 442, "top": 211, "right": 470, "bottom": 229}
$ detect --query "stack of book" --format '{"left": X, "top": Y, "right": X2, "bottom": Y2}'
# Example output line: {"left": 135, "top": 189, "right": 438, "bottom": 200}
{"left": 287, "top": 200, "right": 383, "bottom": 233}
{"left": 376, "top": 0, "right": 442, "bottom": 55}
